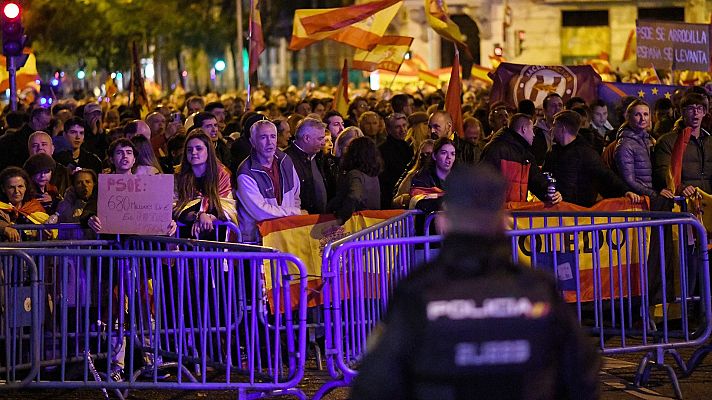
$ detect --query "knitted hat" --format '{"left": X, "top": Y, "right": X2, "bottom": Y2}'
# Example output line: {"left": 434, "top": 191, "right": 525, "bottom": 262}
{"left": 408, "top": 111, "right": 429, "bottom": 126}
{"left": 23, "top": 153, "right": 56, "bottom": 176}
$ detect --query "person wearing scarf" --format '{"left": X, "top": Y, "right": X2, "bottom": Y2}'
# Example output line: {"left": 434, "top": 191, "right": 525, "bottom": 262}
{"left": 0, "top": 167, "right": 52, "bottom": 242}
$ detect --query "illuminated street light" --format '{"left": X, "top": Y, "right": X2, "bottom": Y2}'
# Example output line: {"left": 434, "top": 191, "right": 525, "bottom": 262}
{"left": 215, "top": 59, "right": 226, "bottom": 72}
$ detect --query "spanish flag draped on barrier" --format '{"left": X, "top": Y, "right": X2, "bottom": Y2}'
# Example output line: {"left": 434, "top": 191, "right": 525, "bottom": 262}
{"left": 259, "top": 210, "right": 404, "bottom": 309}
{"left": 507, "top": 198, "right": 649, "bottom": 303}
{"left": 0, "top": 200, "right": 55, "bottom": 239}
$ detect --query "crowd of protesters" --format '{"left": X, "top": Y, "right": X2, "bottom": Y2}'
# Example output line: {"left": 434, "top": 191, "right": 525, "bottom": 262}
{"left": 0, "top": 79, "right": 710, "bottom": 243}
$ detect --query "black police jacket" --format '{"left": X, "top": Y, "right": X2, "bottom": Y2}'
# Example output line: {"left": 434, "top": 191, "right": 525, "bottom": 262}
{"left": 351, "top": 234, "right": 600, "bottom": 400}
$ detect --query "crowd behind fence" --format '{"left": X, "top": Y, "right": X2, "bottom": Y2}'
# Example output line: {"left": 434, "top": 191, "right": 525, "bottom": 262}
{"left": 1, "top": 210, "right": 712, "bottom": 400}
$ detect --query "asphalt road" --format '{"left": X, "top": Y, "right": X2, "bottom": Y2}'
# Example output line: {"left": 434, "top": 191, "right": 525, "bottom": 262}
{"left": 3, "top": 348, "right": 712, "bottom": 399}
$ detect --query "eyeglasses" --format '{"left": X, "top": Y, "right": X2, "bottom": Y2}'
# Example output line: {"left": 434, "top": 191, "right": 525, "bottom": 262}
{"left": 684, "top": 104, "right": 706, "bottom": 114}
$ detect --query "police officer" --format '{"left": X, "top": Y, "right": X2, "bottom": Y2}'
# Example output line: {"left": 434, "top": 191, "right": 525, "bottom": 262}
{"left": 351, "top": 164, "right": 600, "bottom": 400}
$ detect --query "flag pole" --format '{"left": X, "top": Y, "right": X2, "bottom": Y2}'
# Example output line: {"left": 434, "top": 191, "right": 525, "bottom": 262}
{"left": 245, "top": 0, "right": 254, "bottom": 112}
{"left": 387, "top": 64, "right": 401, "bottom": 90}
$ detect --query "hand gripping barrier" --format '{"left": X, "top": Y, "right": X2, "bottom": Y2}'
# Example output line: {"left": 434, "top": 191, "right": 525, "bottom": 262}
{"left": 0, "top": 243, "right": 309, "bottom": 400}
{"left": 12, "top": 220, "right": 242, "bottom": 243}
{"left": 316, "top": 214, "right": 711, "bottom": 400}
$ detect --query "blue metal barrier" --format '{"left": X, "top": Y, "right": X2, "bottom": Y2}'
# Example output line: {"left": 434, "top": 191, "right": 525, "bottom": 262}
{"left": 0, "top": 244, "right": 308, "bottom": 400}
{"left": 315, "top": 214, "right": 711, "bottom": 400}
{"left": 11, "top": 220, "right": 242, "bottom": 243}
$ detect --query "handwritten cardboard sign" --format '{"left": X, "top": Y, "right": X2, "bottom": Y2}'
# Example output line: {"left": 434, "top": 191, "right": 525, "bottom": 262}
{"left": 637, "top": 20, "right": 710, "bottom": 71}
{"left": 97, "top": 174, "right": 174, "bottom": 235}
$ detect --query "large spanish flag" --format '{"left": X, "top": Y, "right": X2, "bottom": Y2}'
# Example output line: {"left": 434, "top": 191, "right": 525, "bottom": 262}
{"left": 352, "top": 36, "right": 413, "bottom": 72}
{"left": 260, "top": 210, "right": 404, "bottom": 308}
{"left": 507, "top": 198, "right": 649, "bottom": 303}
{"left": 289, "top": 1, "right": 403, "bottom": 51}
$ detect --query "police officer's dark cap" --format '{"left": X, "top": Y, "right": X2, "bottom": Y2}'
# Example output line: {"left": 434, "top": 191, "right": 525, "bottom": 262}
{"left": 443, "top": 164, "right": 507, "bottom": 212}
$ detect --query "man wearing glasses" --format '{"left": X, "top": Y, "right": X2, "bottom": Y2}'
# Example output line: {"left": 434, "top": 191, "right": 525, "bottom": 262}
{"left": 654, "top": 92, "right": 712, "bottom": 196}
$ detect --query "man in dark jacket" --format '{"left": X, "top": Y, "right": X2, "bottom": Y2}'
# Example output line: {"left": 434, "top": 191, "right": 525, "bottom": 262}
{"left": 378, "top": 112, "right": 413, "bottom": 209}
{"left": 428, "top": 110, "right": 480, "bottom": 165}
{"left": 480, "top": 113, "right": 561, "bottom": 204}
{"left": 284, "top": 117, "right": 328, "bottom": 214}
{"left": 544, "top": 110, "right": 640, "bottom": 207}
{"left": 0, "top": 107, "right": 51, "bottom": 171}
{"left": 351, "top": 164, "right": 600, "bottom": 400}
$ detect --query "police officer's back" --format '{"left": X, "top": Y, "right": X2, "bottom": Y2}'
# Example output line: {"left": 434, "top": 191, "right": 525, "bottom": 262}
{"left": 351, "top": 165, "right": 600, "bottom": 400}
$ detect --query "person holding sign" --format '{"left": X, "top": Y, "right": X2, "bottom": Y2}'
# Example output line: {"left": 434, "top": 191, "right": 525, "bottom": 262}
{"left": 173, "top": 131, "right": 236, "bottom": 239}
{"left": 85, "top": 139, "right": 177, "bottom": 236}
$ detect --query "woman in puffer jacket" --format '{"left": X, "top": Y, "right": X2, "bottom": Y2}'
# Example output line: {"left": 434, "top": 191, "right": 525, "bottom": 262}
{"left": 614, "top": 99, "right": 674, "bottom": 202}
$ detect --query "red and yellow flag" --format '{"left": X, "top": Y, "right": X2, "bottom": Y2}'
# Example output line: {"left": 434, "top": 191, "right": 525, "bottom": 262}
{"left": 0, "top": 51, "right": 39, "bottom": 92}
{"left": 425, "top": 0, "right": 470, "bottom": 56}
{"left": 352, "top": 36, "right": 413, "bottom": 72}
{"left": 289, "top": 1, "right": 403, "bottom": 51}
{"left": 622, "top": 29, "right": 636, "bottom": 62}
{"left": 249, "top": 0, "right": 265, "bottom": 76}
{"left": 259, "top": 210, "right": 404, "bottom": 308}
{"left": 508, "top": 198, "right": 649, "bottom": 303}
{"left": 445, "top": 49, "right": 463, "bottom": 138}
{"left": 418, "top": 68, "right": 440, "bottom": 88}
{"left": 333, "top": 59, "right": 349, "bottom": 116}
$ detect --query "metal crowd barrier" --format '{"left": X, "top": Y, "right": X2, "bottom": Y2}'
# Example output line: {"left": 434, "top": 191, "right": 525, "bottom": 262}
{"left": 12, "top": 220, "right": 242, "bottom": 243}
{"left": 0, "top": 241, "right": 308, "bottom": 400}
{"left": 313, "top": 211, "right": 419, "bottom": 399}
{"left": 315, "top": 212, "right": 712, "bottom": 399}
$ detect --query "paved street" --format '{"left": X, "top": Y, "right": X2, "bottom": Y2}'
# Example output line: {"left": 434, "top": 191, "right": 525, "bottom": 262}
{"left": 4, "top": 348, "right": 712, "bottom": 399}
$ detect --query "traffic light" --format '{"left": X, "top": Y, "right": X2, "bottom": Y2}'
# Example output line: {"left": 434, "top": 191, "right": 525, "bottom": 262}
{"left": 2, "top": 1, "right": 24, "bottom": 57}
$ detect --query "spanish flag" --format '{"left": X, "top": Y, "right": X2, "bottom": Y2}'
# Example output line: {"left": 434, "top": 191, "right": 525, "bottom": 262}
{"left": 259, "top": 210, "right": 404, "bottom": 308}
{"left": 508, "top": 198, "right": 649, "bottom": 303}
{"left": 418, "top": 68, "right": 440, "bottom": 88}
{"left": 352, "top": 36, "right": 413, "bottom": 72}
{"left": 622, "top": 29, "right": 636, "bottom": 62}
{"left": 470, "top": 64, "right": 493, "bottom": 84}
{"left": 444, "top": 49, "right": 463, "bottom": 138}
{"left": 425, "top": 0, "right": 470, "bottom": 57}
{"left": 289, "top": 1, "right": 403, "bottom": 51}
{"left": 333, "top": 59, "right": 349, "bottom": 116}
{"left": 0, "top": 51, "right": 39, "bottom": 92}
{"left": 248, "top": 0, "right": 264, "bottom": 76}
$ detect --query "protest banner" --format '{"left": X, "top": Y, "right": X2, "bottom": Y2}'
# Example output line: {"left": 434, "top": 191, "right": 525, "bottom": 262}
{"left": 636, "top": 20, "right": 710, "bottom": 71}
{"left": 489, "top": 62, "right": 601, "bottom": 109}
{"left": 97, "top": 174, "right": 174, "bottom": 235}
